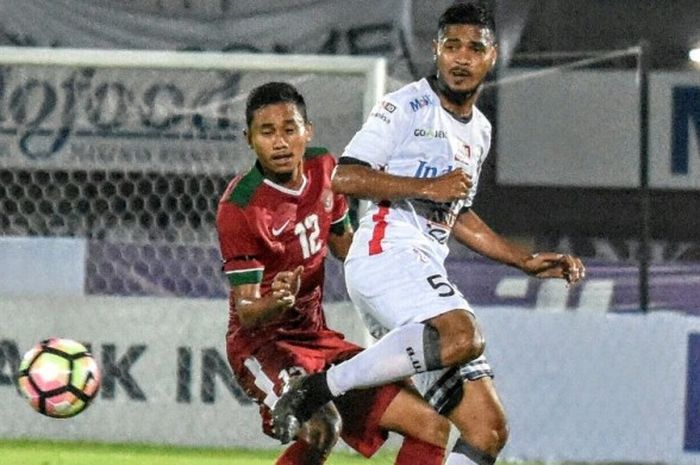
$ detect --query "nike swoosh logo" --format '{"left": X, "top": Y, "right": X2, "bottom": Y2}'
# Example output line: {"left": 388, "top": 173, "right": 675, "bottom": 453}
{"left": 271, "top": 219, "right": 291, "bottom": 237}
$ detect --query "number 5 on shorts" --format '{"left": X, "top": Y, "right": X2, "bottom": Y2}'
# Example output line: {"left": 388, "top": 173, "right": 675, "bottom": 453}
{"left": 426, "top": 274, "right": 456, "bottom": 297}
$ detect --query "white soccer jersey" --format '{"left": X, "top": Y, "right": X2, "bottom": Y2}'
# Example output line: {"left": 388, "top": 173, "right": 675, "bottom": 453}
{"left": 341, "top": 77, "right": 492, "bottom": 262}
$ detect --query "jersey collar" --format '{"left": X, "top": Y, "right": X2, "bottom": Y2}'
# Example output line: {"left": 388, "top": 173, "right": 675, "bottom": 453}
{"left": 254, "top": 160, "right": 307, "bottom": 196}
{"left": 263, "top": 175, "right": 307, "bottom": 196}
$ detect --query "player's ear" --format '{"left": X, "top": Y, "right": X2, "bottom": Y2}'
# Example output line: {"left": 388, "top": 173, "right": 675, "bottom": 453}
{"left": 244, "top": 128, "right": 252, "bottom": 146}
{"left": 489, "top": 46, "right": 498, "bottom": 69}
{"left": 431, "top": 39, "right": 438, "bottom": 61}
{"left": 305, "top": 121, "right": 314, "bottom": 142}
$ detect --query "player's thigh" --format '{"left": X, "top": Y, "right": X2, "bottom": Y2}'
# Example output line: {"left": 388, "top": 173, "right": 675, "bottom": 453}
{"left": 233, "top": 345, "right": 313, "bottom": 399}
{"left": 345, "top": 246, "right": 473, "bottom": 331}
{"left": 447, "top": 377, "right": 508, "bottom": 442}
{"left": 332, "top": 383, "right": 406, "bottom": 458}
{"left": 229, "top": 332, "right": 359, "bottom": 407}
{"left": 377, "top": 385, "right": 450, "bottom": 448}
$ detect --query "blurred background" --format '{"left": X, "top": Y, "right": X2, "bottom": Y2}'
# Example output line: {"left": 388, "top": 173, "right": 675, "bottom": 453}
{"left": 0, "top": 1, "right": 699, "bottom": 464}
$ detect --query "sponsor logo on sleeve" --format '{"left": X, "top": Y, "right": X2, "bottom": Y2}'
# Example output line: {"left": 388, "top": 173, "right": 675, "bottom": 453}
{"left": 382, "top": 101, "right": 397, "bottom": 113}
{"left": 370, "top": 111, "right": 391, "bottom": 124}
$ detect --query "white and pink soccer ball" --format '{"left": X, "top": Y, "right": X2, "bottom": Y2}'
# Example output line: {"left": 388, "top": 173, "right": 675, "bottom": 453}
{"left": 17, "top": 338, "right": 101, "bottom": 418}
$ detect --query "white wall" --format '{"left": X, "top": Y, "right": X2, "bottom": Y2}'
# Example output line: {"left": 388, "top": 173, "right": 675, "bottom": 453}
{"left": 1, "top": 295, "right": 699, "bottom": 464}
{"left": 497, "top": 70, "right": 700, "bottom": 189}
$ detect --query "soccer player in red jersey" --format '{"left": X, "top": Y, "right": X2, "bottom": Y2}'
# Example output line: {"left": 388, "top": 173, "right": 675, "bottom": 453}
{"left": 216, "top": 81, "right": 450, "bottom": 465}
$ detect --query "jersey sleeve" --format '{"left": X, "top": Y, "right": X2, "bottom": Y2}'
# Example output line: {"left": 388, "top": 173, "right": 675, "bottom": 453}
{"left": 330, "top": 190, "right": 350, "bottom": 235}
{"left": 216, "top": 204, "right": 264, "bottom": 287}
{"left": 321, "top": 155, "right": 351, "bottom": 235}
{"left": 341, "top": 98, "right": 411, "bottom": 169}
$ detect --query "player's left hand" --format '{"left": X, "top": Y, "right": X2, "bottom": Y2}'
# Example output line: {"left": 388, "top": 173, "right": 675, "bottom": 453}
{"left": 270, "top": 266, "right": 304, "bottom": 310}
{"left": 521, "top": 252, "right": 585, "bottom": 284}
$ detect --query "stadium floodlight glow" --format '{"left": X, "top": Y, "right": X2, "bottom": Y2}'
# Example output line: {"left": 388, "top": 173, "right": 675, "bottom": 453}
{"left": 690, "top": 47, "right": 700, "bottom": 63}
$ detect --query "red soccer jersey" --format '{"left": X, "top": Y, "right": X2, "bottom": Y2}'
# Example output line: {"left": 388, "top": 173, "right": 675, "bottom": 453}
{"left": 217, "top": 148, "right": 349, "bottom": 354}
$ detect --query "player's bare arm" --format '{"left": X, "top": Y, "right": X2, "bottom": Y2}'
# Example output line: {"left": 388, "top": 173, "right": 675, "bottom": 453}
{"left": 232, "top": 265, "right": 303, "bottom": 328}
{"left": 332, "top": 163, "right": 472, "bottom": 203}
{"left": 453, "top": 209, "right": 585, "bottom": 283}
{"left": 328, "top": 227, "right": 353, "bottom": 261}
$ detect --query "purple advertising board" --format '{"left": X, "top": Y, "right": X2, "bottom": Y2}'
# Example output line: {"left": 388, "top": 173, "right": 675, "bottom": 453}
{"left": 86, "top": 242, "right": 700, "bottom": 316}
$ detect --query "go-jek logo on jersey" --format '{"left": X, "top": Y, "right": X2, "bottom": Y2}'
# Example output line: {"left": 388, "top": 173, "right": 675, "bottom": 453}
{"left": 409, "top": 95, "right": 434, "bottom": 112}
{"left": 415, "top": 160, "right": 453, "bottom": 178}
{"left": 414, "top": 128, "right": 447, "bottom": 138}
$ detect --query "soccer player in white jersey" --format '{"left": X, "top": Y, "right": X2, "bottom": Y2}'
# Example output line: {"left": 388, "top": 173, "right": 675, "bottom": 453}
{"left": 272, "top": 3, "right": 586, "bottom": 465}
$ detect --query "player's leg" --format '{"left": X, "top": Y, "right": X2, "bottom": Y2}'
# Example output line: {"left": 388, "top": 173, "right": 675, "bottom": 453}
{"left": 380, "top": 386, "right": 449, "bottom": 465}
{"left": 414, "top": 357, "right": 508, "bottom": 465}
{"left": 272, "top": 247, "right": 483, "bottom": 431}
{"left": 276, "top": 403, "right": 342, "bottom": 465}
{"left": 227, "top": 338, "right": 340, "bottom": 462}
{"left": 378, "top": 385, "right": 450, "bottom": 447}
{"left": 332, "top": 381, "right": 448, "bottom": 465}
{"left": 329, "top": 247, "right": 484, "bottom": 389}
{"left": 444, "top": 378, "right": 508, "bottom": 465}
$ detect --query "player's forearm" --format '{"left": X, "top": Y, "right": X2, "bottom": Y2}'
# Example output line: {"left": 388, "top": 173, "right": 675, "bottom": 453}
{"left": 332, "top": 164, "right": 436, "bottom": 201}
{"left": 232, "top": 293, "right": 287, "bottom": 329}
{"left": 328, "top": 229, "right": 353, "bottom": 261}
{"left": 453, "top": 210, "right": 530, "bottom": 270}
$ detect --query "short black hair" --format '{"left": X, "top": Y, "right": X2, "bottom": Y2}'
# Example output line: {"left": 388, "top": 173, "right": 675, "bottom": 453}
{"left": 245, "top": 81, "right": 308, "bottom": 128}
{"left": 438, "top": 2, "right": 496, "bottom": 39}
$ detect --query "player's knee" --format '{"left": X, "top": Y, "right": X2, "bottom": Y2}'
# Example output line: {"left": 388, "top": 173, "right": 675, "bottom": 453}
{"left": 489, "top": 415, "right": 509, "bottom": 452}
{"left": 300, "top": 403, "right": 342, "bottom": 456}
{"left": 430, "top": 310, "right": 485, "bottom": 365}
{"left": 459, "top": 413, "right": 509, "bottom": 457}
{"left": 454, "top": 328, "right": 485, "bottom": 364}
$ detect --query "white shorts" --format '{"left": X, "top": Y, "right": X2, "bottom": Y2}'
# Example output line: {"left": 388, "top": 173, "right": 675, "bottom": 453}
{"left": 345, "top": 245, "right": 493, "bottom": 414}
{"left": 345, "top": 245, "right": 474, "bottom": 331}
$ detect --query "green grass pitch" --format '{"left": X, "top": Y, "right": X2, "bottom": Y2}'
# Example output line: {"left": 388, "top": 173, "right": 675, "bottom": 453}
{"left": 0, "top": 439, "right": 397, "bottom": 465}
{"left": 0, "top": 439, "right": 542, "bottom": 464}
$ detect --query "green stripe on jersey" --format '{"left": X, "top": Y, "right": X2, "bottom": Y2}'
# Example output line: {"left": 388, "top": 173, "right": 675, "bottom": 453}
{"left": 229, "top": 163, "right": 264, "bottom": 207}
{"left": 228, "top": 269, "right": 263, "bottom": 286}
{"left": 304, "top": 147, "right": 328, "bottom": 159}
{"left": 330, "top": 213, "right": 351, "bottom": 235}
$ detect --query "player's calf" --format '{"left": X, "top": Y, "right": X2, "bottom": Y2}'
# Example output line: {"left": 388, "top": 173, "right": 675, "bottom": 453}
{"left": 298, "top": 403, "right": 342, "bottom": 463}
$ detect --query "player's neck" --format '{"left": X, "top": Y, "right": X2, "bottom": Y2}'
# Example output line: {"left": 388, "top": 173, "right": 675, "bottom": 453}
{"left": 429, "top": 75, "right": 477, "bottom": 121}
{"left": 439, "top": 96, "right": 475, "bottom": 121}
{"left": 263, "top": 166, "right": 304, "bottom": 190}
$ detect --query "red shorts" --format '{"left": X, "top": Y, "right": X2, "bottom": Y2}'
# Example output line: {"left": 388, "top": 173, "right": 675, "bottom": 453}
{"left": 228, "top": 329, "right": 401, "bottom": 457}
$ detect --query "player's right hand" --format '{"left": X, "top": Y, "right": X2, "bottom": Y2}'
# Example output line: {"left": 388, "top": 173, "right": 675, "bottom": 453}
{"left": 422, "top": 169, "right": 472, "bottom": 203}
{"left": 271, "top": 266, "right": 304, "bottom": 310}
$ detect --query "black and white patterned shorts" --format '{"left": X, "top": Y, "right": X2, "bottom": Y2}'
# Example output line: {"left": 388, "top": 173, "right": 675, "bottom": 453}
{"left": 413, "top": 355, "right": 494, "bottom": 415}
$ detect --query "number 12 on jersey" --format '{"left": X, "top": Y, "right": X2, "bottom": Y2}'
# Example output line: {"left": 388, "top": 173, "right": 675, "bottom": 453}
{"left": 294, "top": 213, "right": 322, "bottom": 259}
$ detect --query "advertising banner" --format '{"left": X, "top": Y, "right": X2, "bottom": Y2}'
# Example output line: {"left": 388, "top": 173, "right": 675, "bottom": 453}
{"left": 1, "top": 296, "right": 699, "bottom": 465}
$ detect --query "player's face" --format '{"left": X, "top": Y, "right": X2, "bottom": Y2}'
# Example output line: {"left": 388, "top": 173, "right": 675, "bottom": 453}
{"left": 247, "top": 102, "right": 312, "bottom": 185}
{"left": 434, "top": 24, "right": 497, "bottom": 95}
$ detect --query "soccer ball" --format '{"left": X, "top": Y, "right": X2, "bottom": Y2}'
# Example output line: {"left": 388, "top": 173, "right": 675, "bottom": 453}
{"left": 17, "top": 338, "right": 101, "bottom": 418}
